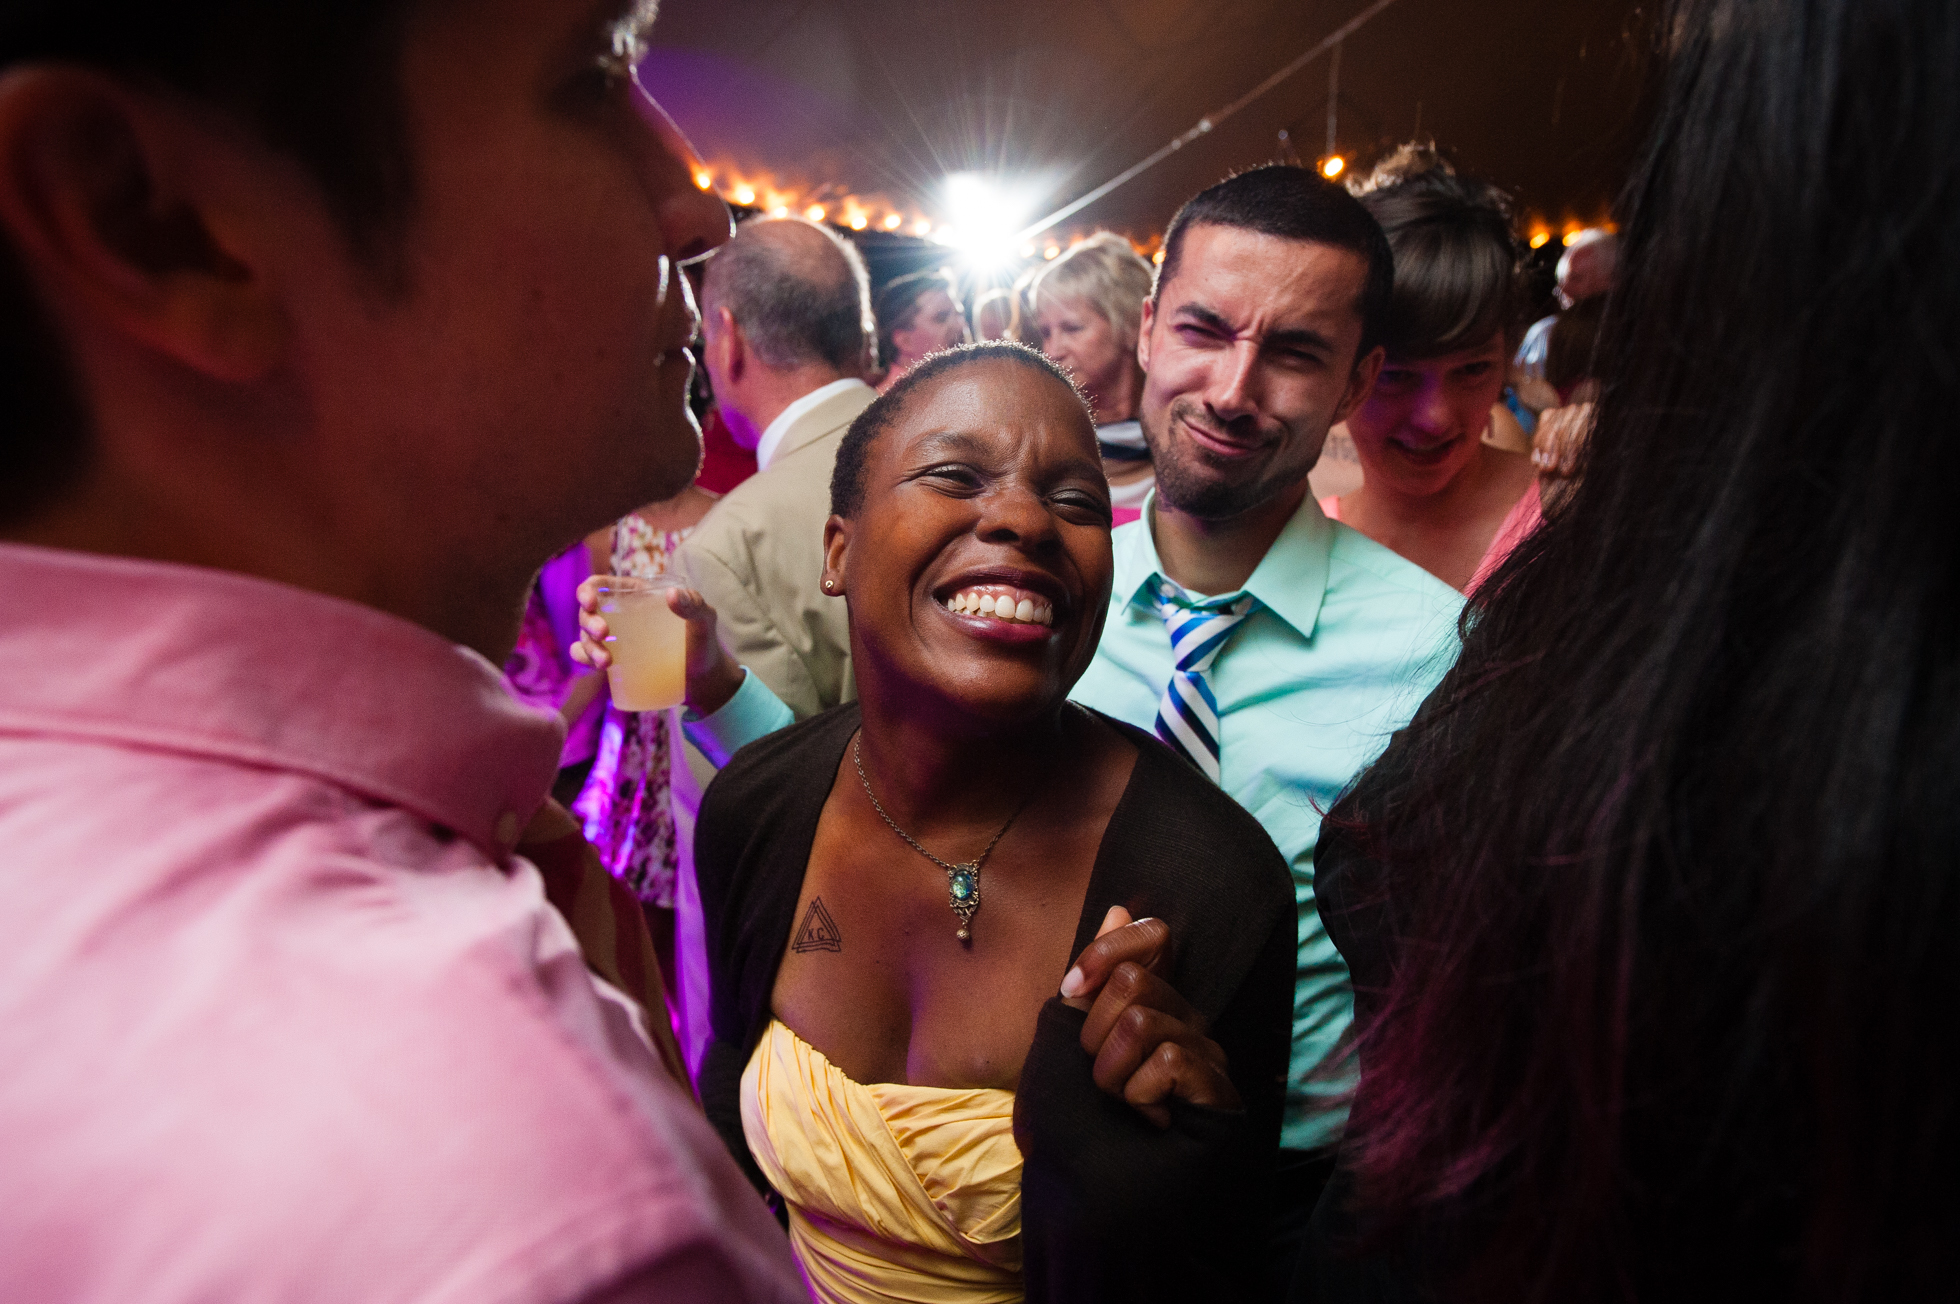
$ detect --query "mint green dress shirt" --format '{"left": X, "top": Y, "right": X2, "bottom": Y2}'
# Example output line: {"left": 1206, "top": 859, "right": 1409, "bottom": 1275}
{"left": 1070, "top": 492, "right": 1462, "bottom": 1152}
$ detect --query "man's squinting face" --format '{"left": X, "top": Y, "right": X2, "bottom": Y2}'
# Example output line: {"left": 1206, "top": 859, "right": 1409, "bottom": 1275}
{"left": 290, "top": 0, "right": 729, "bottom": 596}
{"left": 1344, "top": 334, "right": 1509, "bottom": 499}
{"left": 1137, "top": 224, "right": 1381, "bottom": 521}
{"left": 829, "top": 360, "right": 1114, "bottom": 728}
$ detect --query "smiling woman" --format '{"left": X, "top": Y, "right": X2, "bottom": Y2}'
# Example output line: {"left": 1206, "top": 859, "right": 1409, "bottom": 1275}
{"left": 685, "top": 342, "right": 1297, "bottom": 1303}
{"left": 1323, "top": 144, "right": 1542, "bottom": 593}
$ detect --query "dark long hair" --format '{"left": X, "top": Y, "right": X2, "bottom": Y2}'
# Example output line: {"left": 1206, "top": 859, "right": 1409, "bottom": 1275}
{"left": 1322, "top": 0, "right": 1960, "bottom": 1298}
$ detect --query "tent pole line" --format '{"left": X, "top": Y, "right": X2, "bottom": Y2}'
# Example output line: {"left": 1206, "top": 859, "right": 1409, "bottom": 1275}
{"left": 1014, "top": 0, "right": 1404, "bottom": 245}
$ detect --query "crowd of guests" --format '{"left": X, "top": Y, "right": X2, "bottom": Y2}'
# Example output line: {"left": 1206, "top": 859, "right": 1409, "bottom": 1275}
{"left": 3, "top": 0, "right": 1954, "bottom": 1300}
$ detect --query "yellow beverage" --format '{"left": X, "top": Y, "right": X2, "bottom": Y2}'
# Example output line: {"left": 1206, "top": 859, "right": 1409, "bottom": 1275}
{"left": 601, "top": 580, "right": 687, "bottom": 711}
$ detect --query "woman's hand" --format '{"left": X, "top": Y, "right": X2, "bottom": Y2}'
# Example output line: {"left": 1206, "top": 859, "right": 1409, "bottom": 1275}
{"left": 1058, "top": 906, "right": 1242, "bottom": 1127}
{"left": 568, "top": 576, "right": 746, "bottom": 716}
{"left": 1531, "top": 400, "right": 1596, "bottom": 480}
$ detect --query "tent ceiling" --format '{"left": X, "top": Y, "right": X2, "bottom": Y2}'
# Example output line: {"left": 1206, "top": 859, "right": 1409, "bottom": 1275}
{"left": 646, "top": 0, "right": 1653, "bottom": 244}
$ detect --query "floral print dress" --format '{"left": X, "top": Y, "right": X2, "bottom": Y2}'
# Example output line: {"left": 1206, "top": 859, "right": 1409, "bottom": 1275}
{"left": 570, "top": 513, "right": 692, "bottom": 907}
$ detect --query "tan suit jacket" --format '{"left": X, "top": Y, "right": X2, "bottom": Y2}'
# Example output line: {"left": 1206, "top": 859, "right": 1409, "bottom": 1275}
{"left": 673, "top": 381, "right": 875, "bottom": 721}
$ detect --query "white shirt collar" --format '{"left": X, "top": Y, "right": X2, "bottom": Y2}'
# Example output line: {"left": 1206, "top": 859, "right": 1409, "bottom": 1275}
{"left": 754, "top": 378, "right": 873, "bottom": 472}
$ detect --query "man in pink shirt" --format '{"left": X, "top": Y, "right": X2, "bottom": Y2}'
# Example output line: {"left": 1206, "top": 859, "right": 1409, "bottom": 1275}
{"left": 0, "top": 1, "right": 804, "bottom": 1301}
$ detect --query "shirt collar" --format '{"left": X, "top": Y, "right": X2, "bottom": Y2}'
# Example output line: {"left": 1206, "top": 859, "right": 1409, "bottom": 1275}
{"left": 0, "top": 543, "right": 564, "bottom": 861}
{"left": 755, "top": 377, "right": 875, "bottom": 471}
{"left": 1114, "top": 488, "right": 1334, "bottom": 641}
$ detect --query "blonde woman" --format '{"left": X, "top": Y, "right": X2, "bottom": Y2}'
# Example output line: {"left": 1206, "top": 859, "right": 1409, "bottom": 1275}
{"left": 1029, "top": 233, "right": 1156, "bottom": 524}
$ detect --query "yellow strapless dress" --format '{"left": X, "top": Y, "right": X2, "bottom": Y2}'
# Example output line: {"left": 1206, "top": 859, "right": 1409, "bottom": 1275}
{"left": 740, "top": 1019, "right": 1025, "bottom": 1303}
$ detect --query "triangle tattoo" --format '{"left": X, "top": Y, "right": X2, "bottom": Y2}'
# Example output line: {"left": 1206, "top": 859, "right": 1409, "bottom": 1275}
{"left": 792, "top": 896, "right": 844, "bottom": 953}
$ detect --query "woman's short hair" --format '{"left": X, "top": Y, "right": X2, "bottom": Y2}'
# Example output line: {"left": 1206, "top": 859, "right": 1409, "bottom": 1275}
{"left": 830, "top": 341, "right": 1089, "bottom": 519}
{"left": 873, "top": 269, "right": 960, "bottom": 370}
{"left": 1348, "top": 142, "right": 1525, "bottom": 359}
{"left": 1027, "top": 233, "right": 1155, "bottom": 351}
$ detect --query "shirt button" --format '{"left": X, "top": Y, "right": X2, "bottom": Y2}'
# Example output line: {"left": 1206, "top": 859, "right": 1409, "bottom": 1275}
{"left": 494, "top": 810, "right": 522, "bottom": 847}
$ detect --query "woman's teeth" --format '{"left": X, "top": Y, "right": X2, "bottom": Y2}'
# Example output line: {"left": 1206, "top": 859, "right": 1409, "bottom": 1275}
{"left": 943, "top": 588, "right": 1055, "bottom": 626}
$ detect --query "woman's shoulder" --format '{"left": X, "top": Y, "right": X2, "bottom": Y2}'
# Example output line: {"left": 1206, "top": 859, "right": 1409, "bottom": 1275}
{"left": 705, "top": 702, "right": 858, "bottom": 823}
{"left": 1082, "top": 708, "right": 1293, "bottom": 914}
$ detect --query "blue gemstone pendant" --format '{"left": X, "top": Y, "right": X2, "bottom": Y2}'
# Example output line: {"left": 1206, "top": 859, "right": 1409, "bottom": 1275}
{"left": 946, "top": 862, "right": 982, "bottom": 942}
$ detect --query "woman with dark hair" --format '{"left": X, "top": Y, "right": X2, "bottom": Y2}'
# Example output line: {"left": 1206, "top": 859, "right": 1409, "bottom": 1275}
{"left": 1303, "top": 0, "right": 1960, "bottom": 1299}
{"left": 1321, "top": 145, "right": 1538, "bottom": 593}
{"left": 586, "top": 342, "right": 1296, "bottom": 1302}
{"left": 872, "top": 269, "right": 969, "bottom": 390}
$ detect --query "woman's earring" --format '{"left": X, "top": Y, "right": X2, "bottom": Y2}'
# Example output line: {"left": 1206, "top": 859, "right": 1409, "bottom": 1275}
{"left": 823, "top": 580, "right": 835, "bottom": 592}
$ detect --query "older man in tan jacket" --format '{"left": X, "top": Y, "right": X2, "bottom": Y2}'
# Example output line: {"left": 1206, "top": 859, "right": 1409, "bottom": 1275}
{"left": 663, "top": 218, "right": 879, "bottom": 1067}
{"left": 675, "top": 218, "right": 878, "bottom": 727}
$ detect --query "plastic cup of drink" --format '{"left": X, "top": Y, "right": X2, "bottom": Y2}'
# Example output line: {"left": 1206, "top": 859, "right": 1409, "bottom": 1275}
{"left": 597, "top": 576, "right": 687, "bottom": 711}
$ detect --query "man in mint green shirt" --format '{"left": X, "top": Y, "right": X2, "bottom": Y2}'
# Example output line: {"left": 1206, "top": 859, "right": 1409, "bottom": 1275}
{"left": 1066, "top": 166, "right": 1462, "bottom": 1270}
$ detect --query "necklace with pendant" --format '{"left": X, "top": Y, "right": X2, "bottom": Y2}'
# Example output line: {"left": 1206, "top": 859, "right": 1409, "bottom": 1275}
{"left": 852, "top": 734, "right": 1031, "bottom": 943}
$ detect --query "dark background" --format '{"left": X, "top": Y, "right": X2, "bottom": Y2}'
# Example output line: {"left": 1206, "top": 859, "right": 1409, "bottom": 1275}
{"left": 646, "top": 0, "right": 1656, "bottom": 272}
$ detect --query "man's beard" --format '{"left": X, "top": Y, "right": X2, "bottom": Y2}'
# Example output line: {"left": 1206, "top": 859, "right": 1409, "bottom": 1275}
{"left": 1142, "top": 398, "right": 1313, "bottom": 522}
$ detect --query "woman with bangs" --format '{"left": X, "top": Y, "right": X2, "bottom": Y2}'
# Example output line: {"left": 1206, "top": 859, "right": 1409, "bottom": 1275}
{"left": 1321, "top": 145, "right": 1540, "bottom": 594}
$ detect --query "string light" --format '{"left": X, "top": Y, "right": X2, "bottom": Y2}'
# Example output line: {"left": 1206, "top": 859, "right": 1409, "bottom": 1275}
{"left": 848, "top": 213, "right": 869, "bottom": 231}
{"left": 692, "top": 168, "right": 713, "bottom": 191}
{"left": 805, "top": 204, "right": 827, "bottom": 222}
{"left": 1320, "top": 155, "right": 1346, "bottom": 180}
{"left": 1530, "top": 231, "right": 1552, "bottom": 249}
{"left": 732, "top": 184, "right": 756, "bottom": 206}
{"left": 883, "top": 213, "right": 904, "bottom": 230}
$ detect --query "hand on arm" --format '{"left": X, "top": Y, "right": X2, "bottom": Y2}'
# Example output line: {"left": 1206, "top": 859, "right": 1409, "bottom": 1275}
{"left": 1530, "top": 399, "right": 1597, "bottom": 480}
{"left": 568, "top": 575, "right": 747, "bottom": 716}
{"left": 1058, "top": 906, "right": 1241, "bottom": 1127}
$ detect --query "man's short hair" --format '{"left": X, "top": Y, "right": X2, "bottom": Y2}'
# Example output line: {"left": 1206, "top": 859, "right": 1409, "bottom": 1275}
{"left": 703, "top": 217, "right": 875, "bottom": 377}
{"left": 1154, "top": 164, "right": 1395, "bottom": 360}
{"left": 0, "top": 0, "right": 417, "bottom": 527}
{"left": 1349, "top": 142, "right": 1526, "bottom": 358}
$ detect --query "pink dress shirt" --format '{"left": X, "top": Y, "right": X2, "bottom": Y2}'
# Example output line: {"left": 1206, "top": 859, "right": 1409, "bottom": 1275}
{"left": 0, "top": 544, "right": 804, "bottom": 1304}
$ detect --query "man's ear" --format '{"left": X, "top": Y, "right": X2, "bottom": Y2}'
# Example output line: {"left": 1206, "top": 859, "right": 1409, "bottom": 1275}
{"left": 0, "top": 67, "right": 286, "bottom": 383}
{"left": 710, "top": 305, "right": 748, "bottom": 386}
{"left": 1135, "top": 296, "right": 1156, "bottom": 373}
{"left": 1334, "top": 344, "right": 1385, "bottom": 425}
{"left": 821, "top": 514, "right": 851, "bottom": 597}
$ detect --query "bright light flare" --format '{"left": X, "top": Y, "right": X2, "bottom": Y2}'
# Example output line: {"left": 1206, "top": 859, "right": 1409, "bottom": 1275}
{"left": 883, "top": 213, "right": 904, "bottom": 231}
{"left": 805, "top": 204, "right": 827, "bottom": 222}
{"left": 732, "top": 184, "right": 756, "bottom": 206}
{"left": 1320, "top": 155, "right": 1346, "bottom": 180}
{"left": 939, "top": 172, "right": 1033, "bottom": 268}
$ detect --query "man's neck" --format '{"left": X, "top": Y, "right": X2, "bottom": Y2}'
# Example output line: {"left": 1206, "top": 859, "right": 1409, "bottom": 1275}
{"left": 1149, "top": 480, "right": 1308, "bottom": 596}
{"left": 8, "top": 471, "right": 533, "bottom": 664}
{"left": 732, "top": 366, "right": 852, "bottom": 458}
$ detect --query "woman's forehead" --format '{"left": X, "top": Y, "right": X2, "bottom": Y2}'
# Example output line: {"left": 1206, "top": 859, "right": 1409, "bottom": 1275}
{"left": 885, "top": 362, "right": 1094, "bottom": 455}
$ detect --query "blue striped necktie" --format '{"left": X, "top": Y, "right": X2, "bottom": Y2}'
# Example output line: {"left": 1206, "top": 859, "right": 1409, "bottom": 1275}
{"left": 1151, "top": 577, "right": 1256, "bottom": 784}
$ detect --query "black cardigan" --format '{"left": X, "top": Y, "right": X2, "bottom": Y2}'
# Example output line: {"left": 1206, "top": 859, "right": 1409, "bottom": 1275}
{"left": 695, "top": 702, "right": 1297, "bottom": 1303}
